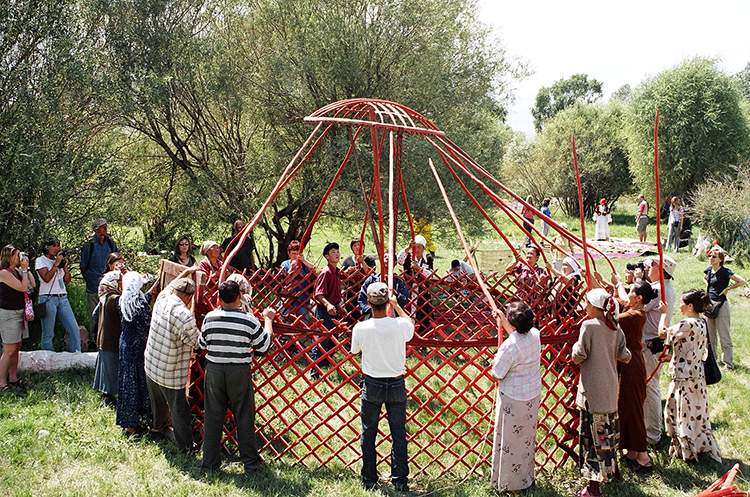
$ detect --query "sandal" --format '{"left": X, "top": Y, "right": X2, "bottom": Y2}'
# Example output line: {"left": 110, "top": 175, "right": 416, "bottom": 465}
{"left": 0, "top": 385, "right": 11, "bottom": 392}
{"left": 9, "top": 379, "right": 25, "bottom": 387}
{"left": 630, "top": 461, "right": 654, "bottom": 474}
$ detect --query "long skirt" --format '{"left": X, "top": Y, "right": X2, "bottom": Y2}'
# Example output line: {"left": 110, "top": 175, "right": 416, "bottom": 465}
{"left": 93, "top": 350, "right": 119, "bottom": 396}
{"left": 579, "top": 407, "right": 619, "bottom": 482}
{"left": 490, "top": 392, "right": 540, "bottom": 492}
{"left": 618, "top": 365, "right": 647, "bottom": 452}
{"left": 664, "top": 378, "right": 722, "bottom": 462}
{"left": 595, "top": 215, "right": 610, "bottom": 240}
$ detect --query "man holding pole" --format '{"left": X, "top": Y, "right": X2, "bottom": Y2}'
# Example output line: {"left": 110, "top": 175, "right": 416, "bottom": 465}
{"left": 351, "top": 282, "right": 414, "bottom": 491}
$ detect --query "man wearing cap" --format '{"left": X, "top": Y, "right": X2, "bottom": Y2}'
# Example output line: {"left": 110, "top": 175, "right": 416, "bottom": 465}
{"left": 640, "top": 255, "right": 676, "bottom": 445}
{"left": 397, "top": 236, "right": 434, "bottom": 333}
{"left": 80, "top": 218, "right": 118, "bottom": 338}
{"left": 199, "top": 279, "right": 274, "bottom": 475}
{"left": 351, "top": 282, "right": 414, "bottom": 491}
{"left": 144, "top": 266, "right": 202, "bottom": 453}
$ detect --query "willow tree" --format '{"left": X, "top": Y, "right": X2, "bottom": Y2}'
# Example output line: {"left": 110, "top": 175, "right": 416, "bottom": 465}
{"left": 92, "top": 0, "right": 524, "bottom": 263}
{"left": 626, "top": 57, "right": 750, "bottom": 199}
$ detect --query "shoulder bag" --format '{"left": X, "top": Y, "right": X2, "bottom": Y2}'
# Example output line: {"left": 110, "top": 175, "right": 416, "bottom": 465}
{"left": 702, "top": 318, "right": 722, "bottom": 385}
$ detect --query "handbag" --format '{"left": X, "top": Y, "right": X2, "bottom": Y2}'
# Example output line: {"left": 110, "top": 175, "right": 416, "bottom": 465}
{"left": 703, "top": 322, "right": 722, "bottom": 385}
{"left": 704, "top": 300, "right": 724, "bottom": 319}
{"left": 34, "top": 300, "right": 47, "bottom": 319}
{"left": 24, "top": 293, "right": 34, "bottom": 321}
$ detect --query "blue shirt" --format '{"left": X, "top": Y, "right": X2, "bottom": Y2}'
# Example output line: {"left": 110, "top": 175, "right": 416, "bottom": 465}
{"left": 80, "top": 236, "right": 118, "bottom": 293}
{"left": 358, "top": 273, "right": 409, "bottom": 316}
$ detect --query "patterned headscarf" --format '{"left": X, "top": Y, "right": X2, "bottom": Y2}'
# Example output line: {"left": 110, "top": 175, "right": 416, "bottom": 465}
{"left": 586, "top": 288, "right": 620, "bottom": 330}
{"left": 98, "top": 271, "right": 122, "bottom": 305}
{"left": 120, "top": 271, "right": 146, "bottom": 323}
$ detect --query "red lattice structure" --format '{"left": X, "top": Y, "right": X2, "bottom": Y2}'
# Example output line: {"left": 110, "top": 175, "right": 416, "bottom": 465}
{"left": 185, "top": 98, "right": 613, "bottom": 479}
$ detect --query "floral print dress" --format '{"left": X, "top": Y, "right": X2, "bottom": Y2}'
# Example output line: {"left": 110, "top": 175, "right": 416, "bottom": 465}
{"left": 664, "top": 317, "right": 721, "bottom": 462}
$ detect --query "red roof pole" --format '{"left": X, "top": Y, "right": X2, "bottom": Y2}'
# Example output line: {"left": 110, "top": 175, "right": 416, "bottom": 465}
{"left": 387, "top": 131, "right": 396, "bottom": 317}
{"left": 654, "top": 110, "right": 666, "bottom": 302}
{"left": 646, "top": 110, "right": 668, "bottom": 385}
{"left": 572, "top": 135, "right": 592, "bottom": 289}
{"left": 426, "top": 158, "right": 502, "bottom": 343}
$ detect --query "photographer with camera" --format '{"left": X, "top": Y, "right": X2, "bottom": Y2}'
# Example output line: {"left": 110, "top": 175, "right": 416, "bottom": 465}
{"left": 1, "top": 245, "right": 36, "bottom": 391}
{"left": 36, "top": 239, "right": 81, "bottom": 352}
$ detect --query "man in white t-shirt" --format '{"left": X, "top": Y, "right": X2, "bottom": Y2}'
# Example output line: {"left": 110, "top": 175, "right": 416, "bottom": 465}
{"left": 351, "top": 282, "right": 414, "bottom": 492}
{"left": 35, "top": 239, "right": 81, "bottom": 352}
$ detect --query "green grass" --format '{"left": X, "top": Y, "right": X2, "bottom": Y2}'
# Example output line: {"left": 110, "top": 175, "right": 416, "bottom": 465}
{"left": 3, "top": 213, "right": 750, "bottom": 496}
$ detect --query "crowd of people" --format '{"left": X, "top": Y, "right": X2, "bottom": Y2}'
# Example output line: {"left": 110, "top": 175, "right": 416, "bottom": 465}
{"left": 0, "top": 205, "right": 745, "bottom": 495}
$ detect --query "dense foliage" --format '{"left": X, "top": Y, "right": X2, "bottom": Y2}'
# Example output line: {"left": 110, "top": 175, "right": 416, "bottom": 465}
{"left": 626, "top": 57, "right": 750, "bottom": 199}
{"left": 529, "top": 103, "right": 631, "bottom": 217}
{"left": 0, "top": 0, "right": 122, "bottom": 253}
{"left": 531, "top": 73, "right": 603, "bottom": 132}
{"left": 690, "top": 166, "right": 750, "bottom": 263}
{"left": 89, "top": 0, "right": 523, "bottom": 264}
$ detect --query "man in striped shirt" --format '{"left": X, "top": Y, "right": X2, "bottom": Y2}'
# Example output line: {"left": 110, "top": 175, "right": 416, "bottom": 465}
{"left": 199, "top": 279, "right": 275, "bottom": 475}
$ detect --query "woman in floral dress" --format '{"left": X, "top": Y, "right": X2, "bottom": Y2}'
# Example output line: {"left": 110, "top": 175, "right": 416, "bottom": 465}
{"left": 658, "top": 289, "right": 722, "bottom": 463}
{"left": 489, "top": 301, "right": 541, "bottom": 492}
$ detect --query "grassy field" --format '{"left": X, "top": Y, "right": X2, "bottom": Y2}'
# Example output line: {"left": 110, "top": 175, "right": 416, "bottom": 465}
{"left": 2, "top": 209, "right": 750, "bottom": 496}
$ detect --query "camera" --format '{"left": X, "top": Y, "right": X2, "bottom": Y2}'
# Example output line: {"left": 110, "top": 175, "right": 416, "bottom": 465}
{"left": 626, "top": 261, "right": 645, "bottom": 272}
{"left": 19, "top": 252, "right": 27, "bottom": 260}
{"left": 60, "top": 251, "right": 68, "bottom": 259}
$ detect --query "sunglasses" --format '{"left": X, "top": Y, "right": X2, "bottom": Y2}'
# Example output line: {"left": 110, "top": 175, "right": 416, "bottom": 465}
{"left": 708, "top": 255, "right": 717, "bottom": 259}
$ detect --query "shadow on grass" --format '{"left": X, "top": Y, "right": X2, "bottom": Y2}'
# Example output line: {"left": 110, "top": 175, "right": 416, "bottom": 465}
{"left": 640, "top": 438, "right": 747, "bottom": 496}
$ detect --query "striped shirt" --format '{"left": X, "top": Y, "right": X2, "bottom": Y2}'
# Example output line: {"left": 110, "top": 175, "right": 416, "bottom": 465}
{"left": 144, "top": 281, "right": 201, "bottom": 390}
{"left": 199, "top": 308, "right": 271, "bottom": 364}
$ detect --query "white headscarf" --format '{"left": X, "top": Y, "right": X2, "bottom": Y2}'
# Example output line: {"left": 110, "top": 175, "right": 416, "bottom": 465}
{"left": 562, "top": 257, "right": 581, "bottom": 276}
{"left": 120, "top": 272, "right": 146, "bottom": 323}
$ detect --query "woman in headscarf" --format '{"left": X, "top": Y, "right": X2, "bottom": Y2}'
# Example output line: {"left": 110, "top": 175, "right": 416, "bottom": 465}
{"left": 93, "top": 270, "right": 123, "bottom": 407}
{"left": 198, "top": 240, "right": 222, "bottom": 279}
{"left": 572, "top": 289, "right": 631, "bottom": 497}
{"left": 116, "top": 271, "right": 154, "bottom": 435}
{"left": 546, "top": 256, "right": 583, "bottom": 319}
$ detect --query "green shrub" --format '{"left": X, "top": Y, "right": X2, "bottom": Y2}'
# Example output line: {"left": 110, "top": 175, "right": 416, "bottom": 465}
{"left": 691, "top": 166, "right": 750, "bottom": 265}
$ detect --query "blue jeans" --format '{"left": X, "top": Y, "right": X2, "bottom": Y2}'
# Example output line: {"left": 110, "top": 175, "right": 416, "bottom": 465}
{"left": 361, "top": 376, "right": 409, "bottom": 487}
{"left": 39, "top": 294, "right": 81, "bottom": 352}
{"left": 311, "top": 305, "right": 336, "bottom": 367}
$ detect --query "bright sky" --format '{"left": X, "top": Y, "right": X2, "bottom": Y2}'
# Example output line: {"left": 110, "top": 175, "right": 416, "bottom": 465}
{"left": 479, "top": 0, "right": 750, "bottom": 136}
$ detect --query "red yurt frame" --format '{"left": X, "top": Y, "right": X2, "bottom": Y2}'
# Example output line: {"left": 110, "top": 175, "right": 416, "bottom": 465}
{"left": 184, "top": 98, "right": 613, "bottom": 479}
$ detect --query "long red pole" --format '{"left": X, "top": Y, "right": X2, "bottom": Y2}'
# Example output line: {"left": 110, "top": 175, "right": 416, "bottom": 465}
{"left": 654, "top": 110, "right": 666, "bottom": 302}
{"left": 646, "top": 110, "right": 668, "bottom": 385}
{"left": 572, "top": 135, "right": 592, "bottom": 289}
{"left": 426, "top": 158, "right": 502, "bottom": 343}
